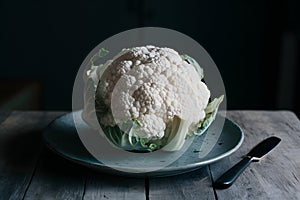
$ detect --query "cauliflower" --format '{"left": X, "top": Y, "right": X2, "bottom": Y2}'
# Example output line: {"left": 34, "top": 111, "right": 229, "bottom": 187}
{"left": 83, "top": 46, "right": 223, "bottom": 152}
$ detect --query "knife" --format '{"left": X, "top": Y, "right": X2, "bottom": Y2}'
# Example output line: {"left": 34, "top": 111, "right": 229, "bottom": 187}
{"left": 213, "top": 136, "right": 281, "bottom": 189}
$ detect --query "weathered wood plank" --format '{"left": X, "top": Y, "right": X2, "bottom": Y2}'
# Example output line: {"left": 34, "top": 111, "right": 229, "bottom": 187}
{"left": 210, "top": 111, "right": 300, "bottom": 200}
{"left": 83, "top": 172, "right": 146, "bottom": 200}
{"left": 23, "top": 148, "right": 85, "bottom": 200}
{"left": 0, "top": 111, "right": 64, "bottom": 200}
{"left": 22, "top": 111, "right": 145, "bottom": 200}
{"left": 1, "top": 110, "right": 300, "bottom": 200}
{"left": 149, "top": 166, "right": 216, "bottom": 200}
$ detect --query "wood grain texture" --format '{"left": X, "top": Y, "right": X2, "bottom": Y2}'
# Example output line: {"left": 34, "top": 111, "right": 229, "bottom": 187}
{"left": 83, "top": 172, "right": 145, "bottom": 200}
{"left": 23, "top": 148, "right": 85, "bottom": 200}
{"left": 0, "top": 111, "right": 65, "bottom": 200}
{"left": 1, "top": 111, "right": 300, "bottom": 200}
{"left": 210, "top": 111, "right": 300, "bottom": 200}
{"left": 149, "top": 167, "right": 215, "bottom": 200}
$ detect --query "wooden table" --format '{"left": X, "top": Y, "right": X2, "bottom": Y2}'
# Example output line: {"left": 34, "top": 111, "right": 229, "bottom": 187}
{"left": 0, "top": 111, "right": 299, "bottom": 200}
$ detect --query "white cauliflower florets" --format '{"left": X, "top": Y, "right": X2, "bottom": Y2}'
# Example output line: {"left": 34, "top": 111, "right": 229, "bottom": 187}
{"left": 83, "top": 45, "right": 210, "bottom": 140}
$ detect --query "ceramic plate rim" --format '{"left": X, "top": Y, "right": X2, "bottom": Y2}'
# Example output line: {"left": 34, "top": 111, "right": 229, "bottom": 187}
{"left": 43, "top": 112, "right": 244, "bottom": 176}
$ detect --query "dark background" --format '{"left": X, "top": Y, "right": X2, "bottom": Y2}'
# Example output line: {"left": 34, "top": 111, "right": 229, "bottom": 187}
{"left": 0, "top": 0, "right": 299, "bottom": 116}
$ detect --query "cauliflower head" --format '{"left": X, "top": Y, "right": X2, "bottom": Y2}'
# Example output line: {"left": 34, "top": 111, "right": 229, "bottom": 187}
{"left": 83, "top": 45, "right": 223, "bottom": 152}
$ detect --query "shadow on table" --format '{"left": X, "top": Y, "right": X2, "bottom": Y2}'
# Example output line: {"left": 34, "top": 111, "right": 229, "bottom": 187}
{"left": 1, "top": 130, "right": 43, "bottom": 169}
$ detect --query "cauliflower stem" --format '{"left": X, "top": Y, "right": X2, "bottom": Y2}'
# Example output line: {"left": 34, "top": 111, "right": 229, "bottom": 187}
{"left": 100, "top": 95, "right": 223, "bottom": 152}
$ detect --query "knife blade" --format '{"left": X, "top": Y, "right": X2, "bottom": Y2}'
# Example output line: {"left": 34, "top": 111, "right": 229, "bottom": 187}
{"left": 213, "top": 136, "right": 281, "bottom": 189}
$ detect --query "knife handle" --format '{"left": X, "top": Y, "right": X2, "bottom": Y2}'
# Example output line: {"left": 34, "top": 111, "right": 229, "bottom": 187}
{"left": 213, "top": 157, "right": 252, "bottom": 189}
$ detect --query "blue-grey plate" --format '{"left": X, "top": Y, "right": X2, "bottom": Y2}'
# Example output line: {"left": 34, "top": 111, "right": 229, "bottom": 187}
{"left": 43, "top": 112, "right": 243, "bottom": 177}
